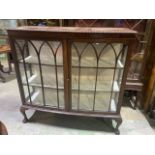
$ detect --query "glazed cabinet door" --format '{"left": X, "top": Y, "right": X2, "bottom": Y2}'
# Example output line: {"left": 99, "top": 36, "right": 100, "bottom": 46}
{"left": 70, "top": 41, "right": 128, "bottom": 113}
{"left": 13, "top": 39, "right": 65, "bottom": 110}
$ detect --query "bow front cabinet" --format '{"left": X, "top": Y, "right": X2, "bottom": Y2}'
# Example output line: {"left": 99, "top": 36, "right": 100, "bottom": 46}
{"left": 8, "top": 26, "right": 137, "bottom": 134}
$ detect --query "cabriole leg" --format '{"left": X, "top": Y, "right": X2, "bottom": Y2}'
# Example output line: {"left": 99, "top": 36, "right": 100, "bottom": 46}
{"left": 20, "top": 107, "right": 28, "bottom": 123}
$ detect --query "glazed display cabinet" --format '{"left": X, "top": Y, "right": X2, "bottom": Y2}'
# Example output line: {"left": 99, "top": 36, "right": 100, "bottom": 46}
{"left": 8, "top": 26, "right": 137, "bottom": 134}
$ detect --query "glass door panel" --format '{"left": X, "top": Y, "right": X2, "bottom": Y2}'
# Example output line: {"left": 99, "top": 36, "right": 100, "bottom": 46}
{"left": 71, "top": 42, "right": 127, "bottom": 112}
{"left": 14, "top": 39, "right": 65, "bottom": 109}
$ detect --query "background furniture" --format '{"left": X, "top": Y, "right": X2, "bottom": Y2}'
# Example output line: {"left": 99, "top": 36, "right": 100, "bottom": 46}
{"left": 26, "top": 19, "right": 63, "bottom": 26}
{"left": 148, "top": 66, "right": 155, "bottom": 118}
{"left": 124, "top": 53, "right": 144, "bottom": 109}
{"left": 0, "top": 45, "right": 12, "bottom": 82}
{"left": 8, "top": 26, "right": 137, "bottom": 134}
{"left": 142, "top": 20, "right": 155, "bottom": 112}
{"left": 0, "top": 121, "right": 8, "bottom": 135}
{"left": 0, "top": 20, "right": 17, "bottom": 82}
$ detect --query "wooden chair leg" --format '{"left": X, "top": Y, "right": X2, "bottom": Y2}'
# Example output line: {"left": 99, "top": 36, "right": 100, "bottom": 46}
{"left": 135, "top": 91, "right": 142, "bottom": 109}
{"left": 128, "top": 91, "right": 136, "bottom": 109}
{"left": 7, "top": 53, "right": 12, "bottom": 73}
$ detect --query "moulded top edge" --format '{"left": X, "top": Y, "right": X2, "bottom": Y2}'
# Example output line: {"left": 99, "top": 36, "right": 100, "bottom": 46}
{"left": 7, "top": 26, "right": 137, "bottom": 34}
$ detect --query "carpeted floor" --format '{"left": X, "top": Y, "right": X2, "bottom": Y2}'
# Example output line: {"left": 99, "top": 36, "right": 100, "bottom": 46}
{"left": 0, "top": 74, "right": 155, "bottom": 135}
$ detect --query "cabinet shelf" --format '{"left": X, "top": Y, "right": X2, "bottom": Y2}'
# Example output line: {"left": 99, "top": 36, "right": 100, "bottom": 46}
{"left": 26, "top": 89, "right": 117, "bottom": 112}
{"left": 72, "top": 57, "right": 124, "bottom": 69}
{"left": 27, "top": 90, "right": 40, "bottom": 102}
{"left": 22, "top": 73, "right": 64, "bottom": 90}
{"left": 26, "top": 90, "right": 64, "bottom": 109}
{"left": 22, "top": 74, "right": 120, "bottom": 92}
{"left": 72, "top": 81, "right": 119, "bottom": 92}
{"left": 23, "top": 82, "right": 64, "bottom": 90}
{"left": 19, "top": 55, "right": 124, "bottom": 69}
{"left": 19, "top": 56, "right": 63, "bottom": 67}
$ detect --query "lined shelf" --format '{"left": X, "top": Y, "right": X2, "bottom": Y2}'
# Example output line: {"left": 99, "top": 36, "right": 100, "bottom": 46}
{"left": 26, "top": 89, "right": 117, "bottom": 112}
{"left": 22, "top": 74, "right": 120, "bottom": 92}
{"left": 26, "top": 89, "right": 64, "bottom": 109}
{"left": 19, "top": 55, "right": 124, "bottom": 69}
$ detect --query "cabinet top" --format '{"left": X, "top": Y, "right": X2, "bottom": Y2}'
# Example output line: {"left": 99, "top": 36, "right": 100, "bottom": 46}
{"left": 8, "top": 26, "right": 137, "bottom": 34}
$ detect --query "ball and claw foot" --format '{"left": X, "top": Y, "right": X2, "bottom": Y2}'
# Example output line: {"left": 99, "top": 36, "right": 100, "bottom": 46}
{"left": 114, "top": 118, "right": 122, "bottom": 135}
{"left": 20, "top": 107, "right": 29, "bottom": 123}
